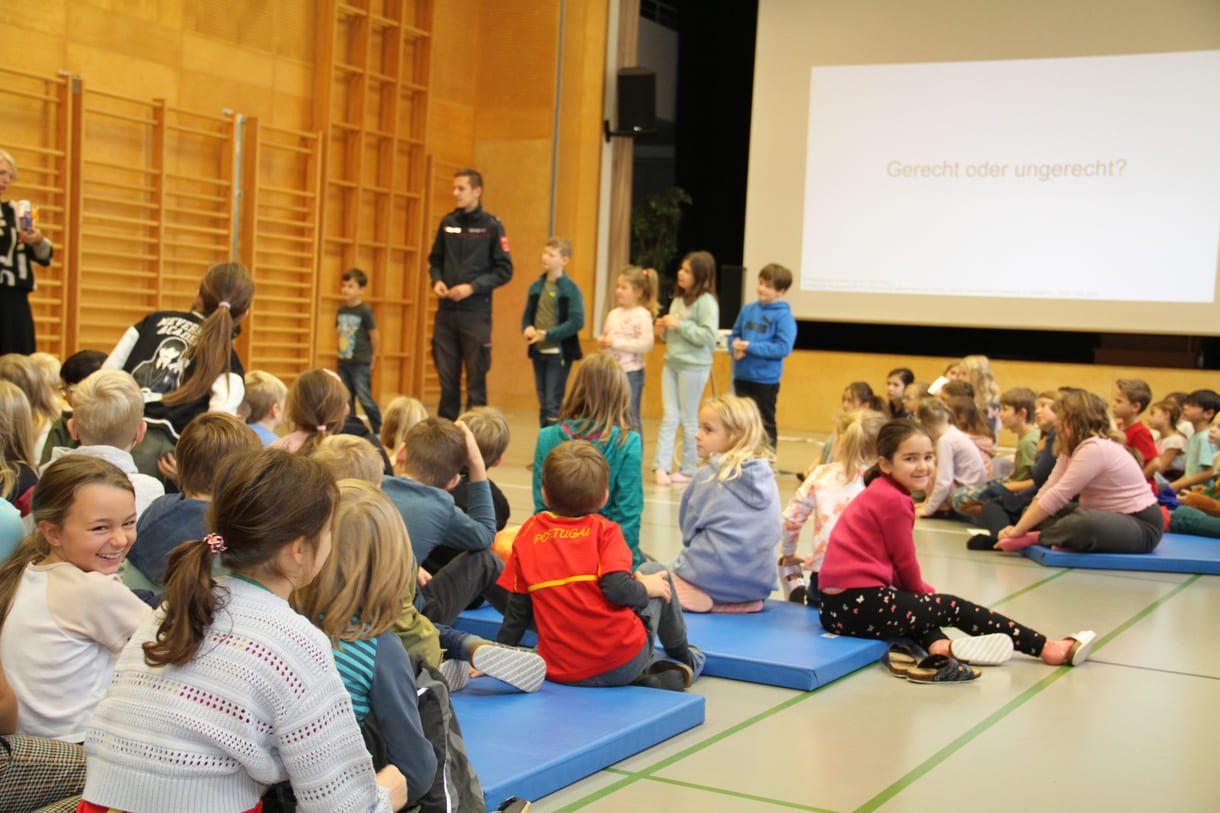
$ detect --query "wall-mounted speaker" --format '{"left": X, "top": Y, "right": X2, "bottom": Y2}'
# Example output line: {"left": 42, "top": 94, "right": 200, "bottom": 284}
{"left": 605, "top": 67, "right": 657, "bottom": 141}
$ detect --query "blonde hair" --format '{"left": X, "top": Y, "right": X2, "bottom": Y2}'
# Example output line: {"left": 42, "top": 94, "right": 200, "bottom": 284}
{"left": 29, "top": 353, "right": 61, "bottom": 397}
{"left": 961, "top": 355, "right": 1000, "bottom": 416}
{"left": 71, "top": 370, "right": 144, "bottom": 448}
{"left": 0, "top": 381, "right": 36, "bottom": 499}
{"left": 311, "top": 434, "right": 384, "bottom": 484}
{"left": 381, "top": 396, "right": 428, "bottom": 451}
{"left": 284, "top": 369, "right": 348, "bottom": 456}
{"left": 558, "top": 355, "right": 634, "bottom": 447}
{"left": 829, "top": 408, "right": 887, "bottom": 481}
{"left": 0, "top": 149, "right": 16, "bottom": 179}
{"left": 616, "top": 266, "right": 659, "bottom": 317}
{"left": 701, "top": 394, "right": 772, "bottom": 482}
{"left": 241, "top": 370, "right": 287, "bottom": 424}
{"left": 293, "top": 479, "right": 413, "bottom": 646}
{"left": 458, "top": 406, "right": 510, "bottom": 468}
{"left": 0, "top": 354, "right": 62, "bottom": 434}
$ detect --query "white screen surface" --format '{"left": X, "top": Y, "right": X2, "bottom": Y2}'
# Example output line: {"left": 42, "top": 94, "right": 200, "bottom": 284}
{"left": 743, "top": 0, "right": 1220, "bottom": 335}
{"left": 800, "top": 52, "right": 1220, "bottom": 304}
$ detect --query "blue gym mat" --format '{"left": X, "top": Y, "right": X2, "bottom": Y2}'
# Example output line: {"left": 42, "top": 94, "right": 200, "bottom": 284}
{"left": 451, "top": 677, "right": 704, "bottom": 808}
{"left": 452, "top": 599, "right": 887, "bottom": 691}
{"left": 1020, "top": 532, "right": 1220, "bottom": 574}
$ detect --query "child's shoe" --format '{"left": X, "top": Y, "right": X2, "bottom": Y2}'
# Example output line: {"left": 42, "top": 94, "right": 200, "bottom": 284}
{"left": 495, "top": 797, "right": 531, "bottom": 812}
{"left": 778, "top": 559, "right": 806, "bottom": 601}
{"left": 949, "top": 633, "right": 1014, "bottom": 666}
{"left": 470, "top": 643, "right": 547, "bottom": 692}
{"left": 645, "top": 657, "right": 694, "bottom": 690}
{"left": 439, "top": 658, "right": 470, "bottom": 693}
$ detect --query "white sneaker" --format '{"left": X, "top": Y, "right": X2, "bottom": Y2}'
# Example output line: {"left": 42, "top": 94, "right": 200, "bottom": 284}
{"left": 471, "top": 644, "right": 547, "bottom": 692}
{"left": 950, "top": 633, "right": 1015, "bottom": 666}
{"left": 439, "top": 658, "right": 470, "bottom": 692}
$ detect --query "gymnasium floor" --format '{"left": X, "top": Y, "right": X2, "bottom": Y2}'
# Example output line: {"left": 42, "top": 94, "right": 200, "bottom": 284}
{"left": 475, "top": 407, "right": 1220, "bottom": 812}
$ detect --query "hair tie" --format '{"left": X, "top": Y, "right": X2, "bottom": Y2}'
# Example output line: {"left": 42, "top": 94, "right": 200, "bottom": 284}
{"left": 642, "top": 268, "right": 649, "bottom": 276}
{"left": 204, "top": 533, "right": 226, "bottom": 553}
{"left": 217, "top": 301, "right": 232, "bottom": 309}
{"left": 317, "top": 425, "right": 327, "bottom": 432}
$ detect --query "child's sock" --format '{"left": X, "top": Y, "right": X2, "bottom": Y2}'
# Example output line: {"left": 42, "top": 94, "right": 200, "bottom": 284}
{"left": 711, "top": 599, "right": 764, "bottom": 614}
{"left": 995, "top": 531, "right": 1041, "bottom": 552}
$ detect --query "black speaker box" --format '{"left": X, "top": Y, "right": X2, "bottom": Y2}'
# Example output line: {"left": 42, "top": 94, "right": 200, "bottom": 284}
{"left": 617, "top": 68, "right": 656, "bottom": 133}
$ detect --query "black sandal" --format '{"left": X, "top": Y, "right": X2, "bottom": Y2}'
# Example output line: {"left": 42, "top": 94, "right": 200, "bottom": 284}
{"left": 905, "top": 654, "right": 981, "bottom": 684}
{"left": 881, "top": 639, "right": 929, "bottom": 678}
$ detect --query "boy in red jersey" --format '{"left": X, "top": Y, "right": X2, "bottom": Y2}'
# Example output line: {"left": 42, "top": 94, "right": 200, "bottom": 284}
{"left": 495, "top": 440, "right": 703, "bottom": 690}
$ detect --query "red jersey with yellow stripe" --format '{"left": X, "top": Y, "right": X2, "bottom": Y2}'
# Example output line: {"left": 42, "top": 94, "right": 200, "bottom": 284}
{"left": 496, "top": 511, "right": 645, "bottom": 681}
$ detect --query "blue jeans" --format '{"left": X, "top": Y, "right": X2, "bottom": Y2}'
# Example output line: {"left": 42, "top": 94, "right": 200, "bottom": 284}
{"left": 531, "top": 352, "right": 571, "bottom": 427}
{"left": 338, "top": 362, "right": 381, "bottom": 434}
{"left": 651, "top": 363, "right": 709, "bottom": 476}
{"left": 626, "top": 368, "right": 645, "bottom": 446}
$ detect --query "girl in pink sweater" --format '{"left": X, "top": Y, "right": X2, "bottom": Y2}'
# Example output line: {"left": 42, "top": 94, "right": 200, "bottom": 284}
{"left": 995, "top": 390, "right": 1163, "bottom": 554}
{"left": 597, "top": 265, "right": 657, "bottom": 441}
{"left": 819, "top": 419, "right": 1095, "bottom": 680}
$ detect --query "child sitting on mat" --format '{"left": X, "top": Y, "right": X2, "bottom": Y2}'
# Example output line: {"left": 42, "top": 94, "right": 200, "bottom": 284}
{"left": 915, "top": 398, "right": 987, "bottom": 518}
{"left": 779, "top": 408, "right": 886, "bottom": 603}
{"left": 497, "top": 440, "right": 705, "bottom": 691}
{"left": 671, "top": 394, "right": 780, "bottom": 614}
{"left": 819, "top": 418, "right": 1096, "bottom": 683}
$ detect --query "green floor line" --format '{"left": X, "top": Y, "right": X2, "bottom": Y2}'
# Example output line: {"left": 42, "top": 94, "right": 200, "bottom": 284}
{"left": 641, "top": 775, "right": 842, "bottom": 812}
{"left": 553, "top": 687, "right": 820, "bottom": 812}
{"left": 850, "top": 574, "right": 1201, "bottom": 813}
{"left": 987, "top": 568, "right": 1070, "bottom": 608}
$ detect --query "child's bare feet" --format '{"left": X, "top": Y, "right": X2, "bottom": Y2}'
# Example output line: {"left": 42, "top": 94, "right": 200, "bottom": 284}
{"left": 1040, "top": 639, "right": 1072, "bottom": 665}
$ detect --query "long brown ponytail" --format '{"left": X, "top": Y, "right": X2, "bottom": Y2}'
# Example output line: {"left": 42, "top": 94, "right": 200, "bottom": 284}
{"left": 162, "top": 262, "right": 255, "bottom": 407}
{"left": 143, "top": 448, "right": 337, "bottom": 667}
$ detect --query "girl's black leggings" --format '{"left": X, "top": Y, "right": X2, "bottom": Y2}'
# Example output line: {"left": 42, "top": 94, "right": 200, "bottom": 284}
{"left": 819, "top": 586, "right": 1048, "bottom": 656}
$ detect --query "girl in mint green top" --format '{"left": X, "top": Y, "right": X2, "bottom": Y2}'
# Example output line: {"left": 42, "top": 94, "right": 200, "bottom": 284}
{"left": 652, "top": 251, "right": 719, "bottom": 484}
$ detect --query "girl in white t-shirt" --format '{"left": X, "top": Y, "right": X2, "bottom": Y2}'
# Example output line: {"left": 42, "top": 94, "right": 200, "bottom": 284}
{"left": 1147, "top": 398, "right": 1187, "bottom": 484}
{"left": 598, "top": 265, "right": 658, "bottom": 441}
{"left": 0, "top": 455, "right": 151, "bottom": 742}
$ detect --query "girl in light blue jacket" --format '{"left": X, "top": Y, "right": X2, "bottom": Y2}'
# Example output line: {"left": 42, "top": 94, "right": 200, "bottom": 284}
{"left": 672, "top": 394, "right": 780, "bottom": 613}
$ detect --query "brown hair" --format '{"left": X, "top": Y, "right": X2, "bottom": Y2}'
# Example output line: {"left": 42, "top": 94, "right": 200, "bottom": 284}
{"left": 947, "top": 396, "right": 993, "bottom": 440}
{"left": 1149, "top": 398, "right": 1182, "bottom": 428}
{"left": 143, "top": 449, "right": 337, "bottom": 667}
{"left": 401, "top": 417, "right": 466, "bottom": 488}
{"left": 541, "top": 440, "right": 609, "bottom": 516}
{"left": 558, "top": 355, "right": 635, "bottom": 448}
{"left": 284, "top": 369, "right": 349, "bottom": 456}
{"left": 758, "top": 263, "right": 793, "bottom": 292}
{"left": 999, "top": 387, "right": 1036, "bottom": 423}
{"left": 616, "top": 266, "right": 659, "bottom": 317}
{"left": 864, "top": 418, "right": 933, "bottom": 485}
{"left": 940, "top": 380, "right": 975, "bottom": 401}
{"left": 546, "top": 236, "right": 573, "bottom": 259}
{"left": 175, "top": 413, "right": 260, "bottom": 497}
{"left": 162, "top": 262, "right": 255, "bottom": 408}
{"left": 675, "top": 251, "right": 717, "bottom": 306}
{"left": 1115, "top": 378, "right": 1152, "bottom": 414}
{"left": 0, "top": 353, "right": 61, "bottom": 432}
{"left": 0, "top": 381, "right": 36, "bottom": 499}
{"left": 293, "top": 480, "right": 412, "bottom": 646}
{"left": 241, "top": 370, "right": 287, "bottom": 424}
{"left": 458, "top": 406, "right": 510, "bottom": 468}
{"left": 0, "top": 456, "right": 134, "bottom": 624}
{"left": 1054, "top": 391, "right": 1120, "bottom": 456}
{"left": 455, "top": 167, "right": 483, "bottom": 190}
{"left": 916, "top": 397, "right": 953, "bottom": 429}
{"left": 844, "top": 381, "right": 885, "bottom": 411}
{"left": 310, "top": 434, "right": 384, "bottom": 485}
{"left": 380, "top": 396, "right": 428, "bottom": 451}
{"left": 69, "top": 370, "right": 144, "bottom": 448}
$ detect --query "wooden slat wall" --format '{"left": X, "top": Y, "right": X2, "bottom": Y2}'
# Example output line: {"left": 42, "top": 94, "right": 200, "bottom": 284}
{"left": 73, "top": 85, "right": 237, "bottom": 355}
{"left": 315, "top": 0, "right": 434, "bottom": 402}
{"left": 1, "top": 68, "right": 72, "bottom": 360}
{"left": 241, "top": 120, "right": 324, "bottom": 382}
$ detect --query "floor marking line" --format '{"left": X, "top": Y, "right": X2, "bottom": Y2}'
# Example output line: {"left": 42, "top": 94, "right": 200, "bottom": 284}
{"left": 1084, "top": 657, "right": 1220, "bottom": 682}
{"left": 850, "top": 574, "right": 1202, "bottom": 813}
{"left": 641, "top": 775, "right": 842, "bottom": 812}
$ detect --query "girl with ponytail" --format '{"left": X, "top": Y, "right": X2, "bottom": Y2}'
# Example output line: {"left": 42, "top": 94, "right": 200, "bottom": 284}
{"left": 104, "top": 262, "right": 255, "bottom": 466}
{"left": 269, "top": 368, "right": 350, "bottom": 456}
{"left": 79, "top": 449, "right": 407, "bottom": 812}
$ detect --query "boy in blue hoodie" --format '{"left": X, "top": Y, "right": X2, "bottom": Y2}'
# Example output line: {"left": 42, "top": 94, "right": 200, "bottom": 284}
{"left": 730, "top": 263, "right": 797, "bottom": 450}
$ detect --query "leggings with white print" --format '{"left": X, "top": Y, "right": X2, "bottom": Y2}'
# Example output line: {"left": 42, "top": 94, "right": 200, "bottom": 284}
{"left": 818, "top": 586, "right": 1047, "bottom": 656}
